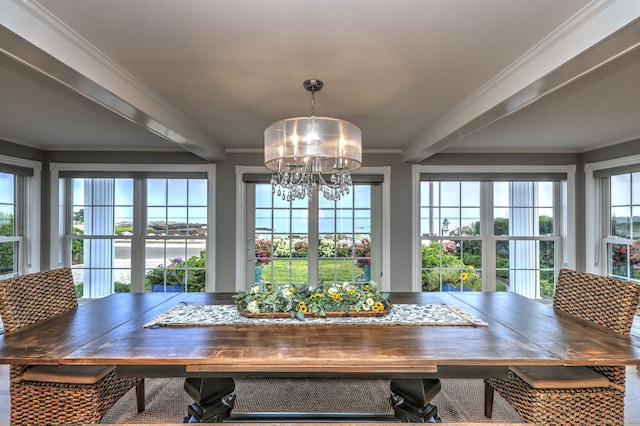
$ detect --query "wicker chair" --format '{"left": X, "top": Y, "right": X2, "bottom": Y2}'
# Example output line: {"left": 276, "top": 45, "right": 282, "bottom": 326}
{"left": 0, "top": 267, "right": 145, "bottom": 425}
{"left": 484, "top": 268, "right": 640, "bottom": 425}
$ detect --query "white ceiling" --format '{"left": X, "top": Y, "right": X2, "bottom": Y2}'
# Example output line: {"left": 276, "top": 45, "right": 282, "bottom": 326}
{"left": 1, "top": 0, "right": 639, "bottom": 162}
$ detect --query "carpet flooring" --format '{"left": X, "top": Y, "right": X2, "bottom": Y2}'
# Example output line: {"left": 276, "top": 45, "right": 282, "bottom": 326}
{"left": 101, "top": 377, "right": 524, "bottom": 424}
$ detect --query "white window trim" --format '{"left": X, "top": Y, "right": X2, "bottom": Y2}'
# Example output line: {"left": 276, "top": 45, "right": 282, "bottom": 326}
{"left": 235, "top": 165, "right": 392, "bottom": 292}
{"left": 584, "top": 153, "right": 640, "bottom": 274}
{"left": 49, "top": 162, "right": 216, "bottom": 291}
{"left": 411, "top": 164, "right": 576, "bottom": 292}
{"left": 0, "top": 154, "right": 41, "bottom": 274}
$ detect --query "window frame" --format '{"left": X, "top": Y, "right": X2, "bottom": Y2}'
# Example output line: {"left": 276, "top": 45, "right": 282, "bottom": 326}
{"left": 235, "top": 165, "right": 391, "bottom": 291}
{"left": 49, "top": 162, "right": 216, "bottom": 292}
{"left": 411, "top": 164, "right": 576, "bottom": 292}
{"left": 585, "top": 153, "right": 640, "bottom": 275}
{"left": 0, "top": 154, "right": 41, "bottom": 276}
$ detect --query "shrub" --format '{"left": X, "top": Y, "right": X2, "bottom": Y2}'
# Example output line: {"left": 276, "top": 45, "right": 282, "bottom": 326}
{"left": 144, "top": 251, "right": 206, "bottom": 292}
{"left": 352, "top": 239, "right": 371, "bottom": 267}
{"left": 421, "top": 241, "right": 481, "bottom": 291}
{"left": 255, "top": 238, "right": 273, "bottom": 264}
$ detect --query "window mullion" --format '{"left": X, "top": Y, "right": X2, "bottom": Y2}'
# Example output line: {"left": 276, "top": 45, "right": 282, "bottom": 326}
{"left": 308, "top": 194, "right": 319, "bottom": 286}
{"left": 371, "top": 185, "right": 381, "bottom": 285}
{"left": 482, "top": 181, "right": 496, "bottom": 291}
{"left": 130, "top": 179, "right": 145, "bottom": 292}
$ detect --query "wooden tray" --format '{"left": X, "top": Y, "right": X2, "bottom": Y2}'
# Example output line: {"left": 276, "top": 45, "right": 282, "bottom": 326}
{"left": 238, "top": 306, "right": 391, "bottom": 318}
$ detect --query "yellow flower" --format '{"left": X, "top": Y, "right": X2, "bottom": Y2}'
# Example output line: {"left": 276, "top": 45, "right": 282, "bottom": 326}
{"left": 460, "top": 272, "right": 468, "bottom": 281}
{"left": 372, "top": 301, "right": 385, "bottom": 312}
{"left": 297, "top": 301, "right": 308, "bottom": 313}
{"left": 332, "top": 293, "right": 344, "bottom": 302}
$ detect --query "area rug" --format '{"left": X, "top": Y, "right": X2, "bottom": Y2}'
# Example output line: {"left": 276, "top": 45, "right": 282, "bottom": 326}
{"left": 101, "top": 377, "right": 523, "bottom": 424}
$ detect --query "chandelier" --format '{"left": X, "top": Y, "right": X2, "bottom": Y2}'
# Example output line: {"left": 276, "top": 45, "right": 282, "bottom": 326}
{"left": 264, "top": 79, "right": 362, "bottom": 201}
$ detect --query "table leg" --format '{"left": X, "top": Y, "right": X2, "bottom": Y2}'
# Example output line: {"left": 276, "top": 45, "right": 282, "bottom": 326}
{"left": 390, "top": 378, "right": 442, "bottom": 423}
{"left": 183, "top": 377, "right": 236, "bottom": 423}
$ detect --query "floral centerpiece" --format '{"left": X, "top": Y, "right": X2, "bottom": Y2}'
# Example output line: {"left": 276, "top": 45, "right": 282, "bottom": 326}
{"left": 234, "top": 281, "right": 391, "bottom": 321}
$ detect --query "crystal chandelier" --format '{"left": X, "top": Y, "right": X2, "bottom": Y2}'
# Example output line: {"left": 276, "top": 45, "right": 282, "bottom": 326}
{"left": 264, "top": 79, "right": 362, "bottom": 201}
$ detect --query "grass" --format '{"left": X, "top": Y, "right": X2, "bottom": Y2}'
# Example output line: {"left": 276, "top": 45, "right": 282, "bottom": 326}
{"left": 259, "top": 259, "right": 366, "bottom": 284}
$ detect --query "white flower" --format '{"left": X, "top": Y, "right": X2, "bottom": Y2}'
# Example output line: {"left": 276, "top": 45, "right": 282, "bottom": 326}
{"left": 246, "top": 300, "right": 260, "bottom": 314}
{"left": 281, "top": 287, "right": 294, "bottom": 299}
{"left": 366, "top": 297, "right": 375, "bottom": 306}
{"left": 362, "top": 303, "right": 371, "bottom": 311}
{"left": 250, "top": 285, "right": 260, "bottom": 294}
{"left": 328, "top": 287, "right": 337, "bottom": 294}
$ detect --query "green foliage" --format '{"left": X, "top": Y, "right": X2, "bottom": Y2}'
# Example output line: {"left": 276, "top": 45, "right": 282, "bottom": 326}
{"left": 71, "top": 227, "right": 84, "bottom": 264}
{"left": 73, "top": 281, "right": 131, "bottom": 297}
{"left": 271, "top": 238, "right": 289, "bottom": 258}
{"left": 318, "top": 239, "right": 337, "bottom": 257}
{"left": 421, "top": 241, "right": 481, "bottom": 292}
{"left": 493, "top": 217, "right": 509, "bottom": 236}
{"left": 234, "top": 281, "right": 390, "bottom": 320}
{"left": 114, "top": 282, "right": 131, "bottom": 293}
{"left": 0, "top": 214, "right": 15, "bottom": 273}
{"left": 145, "top": 251, "right": 206, "bottom": 292}
{"left": 73, "top": 209, "right": 84, "bottom": 223}
{"left": 114, "top": 226, "right": 134, "bottom": 234}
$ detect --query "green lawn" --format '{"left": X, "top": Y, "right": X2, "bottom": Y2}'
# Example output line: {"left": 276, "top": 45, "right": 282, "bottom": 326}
{"left": 259, "top": 259, "right": 366, "bottom": 284}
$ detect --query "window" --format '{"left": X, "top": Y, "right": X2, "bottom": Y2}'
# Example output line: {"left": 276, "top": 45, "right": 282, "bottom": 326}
{"left": 0, "top": 155, "right": 41, "bottom": 278}
{"left": 237, "top": 167, "right": 390, "bottom": 291}
{"left": 586, "top": 156, "right": 640, "bottom": 281}
{"left": 50, "top": 163, "right": 215, "bottom": 298}
{"left": 419, "top": 181, "right": 483, "bottom": 292}
{"left": 251, "top": 183, "right": 374, "bottom": 286}
{"left": 0, "top": 172, "right": 18, "bottom": 278}
{"left": 414, "top": 165, "right": 574, "bottom": 298}
{"left": 145, "top": 178, "right": 208, "bottom": 292}
{"left": 605, "top": 173, "right": 640, "bottom": 280}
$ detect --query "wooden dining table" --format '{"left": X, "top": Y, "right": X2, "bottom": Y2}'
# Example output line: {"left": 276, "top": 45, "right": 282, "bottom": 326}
{"left": 2, "top": 291, "right": 640, "bottom": 422}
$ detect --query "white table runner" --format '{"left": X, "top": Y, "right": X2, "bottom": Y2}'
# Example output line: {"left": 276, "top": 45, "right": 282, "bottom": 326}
{"left": 144, "top": 303, "right": 488, "bottom": 328}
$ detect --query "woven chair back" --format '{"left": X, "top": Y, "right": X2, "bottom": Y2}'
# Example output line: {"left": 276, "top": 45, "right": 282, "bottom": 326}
{"left": 553, "top": 268, "right": 640, "bottom": 336}
{"left": 0, "top": 267, "right": 78, "bottom": 333}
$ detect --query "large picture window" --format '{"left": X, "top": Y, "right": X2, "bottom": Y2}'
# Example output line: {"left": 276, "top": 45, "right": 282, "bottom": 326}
{"left": 251, "top": 183, "right": 374, "bottom": 286}
{"left": 51, "top": 164, "right": 214, "bottom": 298}
{"left": 414, "top": 165, "right": 573, "bottom": 298}
{"left": 586, "top": 160, "right": 640, "bottom": 281}
{"left": 238, "top": 167, "right": 389, "bottom": 291}
{"left": 585, "top": 156, "right": 640, "bottom": 281}
{"left": 0, "top": 172, "right": 18, "bottom": 278}
{"left": 0, "top": 155, "right": 41, "bottom": 278}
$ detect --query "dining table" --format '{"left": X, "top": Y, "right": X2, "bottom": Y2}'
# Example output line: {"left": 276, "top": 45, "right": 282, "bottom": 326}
{"left": 2, "top": 291, "right": 640, "bottom": 423}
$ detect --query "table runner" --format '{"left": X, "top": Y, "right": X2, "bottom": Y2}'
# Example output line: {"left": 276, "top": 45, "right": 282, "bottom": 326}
{"left": 143, "top": 303, "right": 488, "bottom": 328}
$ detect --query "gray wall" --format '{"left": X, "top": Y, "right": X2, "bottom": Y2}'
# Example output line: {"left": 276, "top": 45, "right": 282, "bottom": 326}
{"left": 3, "top": 137, "right": 640, "bottom": 291}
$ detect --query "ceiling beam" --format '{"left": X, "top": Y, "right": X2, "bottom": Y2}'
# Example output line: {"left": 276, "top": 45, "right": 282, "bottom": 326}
{"left": 403, "top": 0, "right": 640, "bottom": 163}
{"left": 0, "top": 0, "right": 224, "bottom": 161}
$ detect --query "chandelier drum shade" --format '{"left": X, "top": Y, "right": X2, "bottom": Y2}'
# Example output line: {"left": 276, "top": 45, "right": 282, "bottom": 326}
{"left": 264, "top": 79, "right": 362, "bottom": 201}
